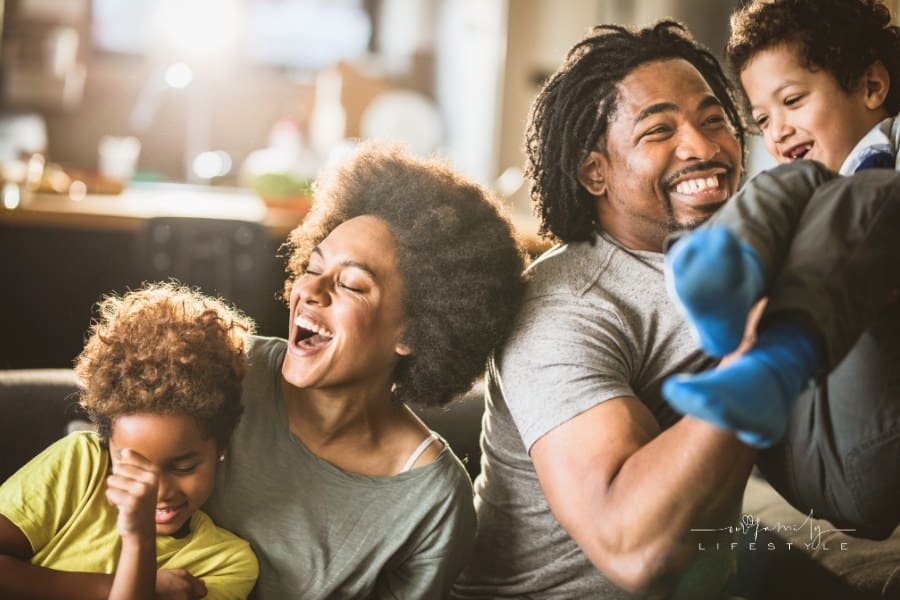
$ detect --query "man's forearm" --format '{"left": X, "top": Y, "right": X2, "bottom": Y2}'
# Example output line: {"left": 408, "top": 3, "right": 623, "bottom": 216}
{"left": 592, "top": 417, "right": 754, "bottom": 589}
{"left": 533, "top": 395, "right": 756, "bottom": 593}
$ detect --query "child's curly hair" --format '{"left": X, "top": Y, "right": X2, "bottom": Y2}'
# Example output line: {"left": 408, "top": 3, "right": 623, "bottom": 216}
{"left": 74, "top": 282, "right": 255, "bottom": 447}
{"left": 282, "top": 142, "right": 527, "bottom": 408}
{"left": 727, "top": 0, "right": 900, "bottom": 117}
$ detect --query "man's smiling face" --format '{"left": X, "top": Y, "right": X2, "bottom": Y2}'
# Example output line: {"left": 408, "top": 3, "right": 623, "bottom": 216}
{"left": 584, "top": 58, "right": 742, "bottom": 251}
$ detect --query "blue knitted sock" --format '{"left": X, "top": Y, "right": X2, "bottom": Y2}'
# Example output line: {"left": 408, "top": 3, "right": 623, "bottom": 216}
{"left": 666, "top": 226, "right": 765, "bottom": 357}
{"left": 662, "top": 322, "right": 821, "bottom": 447}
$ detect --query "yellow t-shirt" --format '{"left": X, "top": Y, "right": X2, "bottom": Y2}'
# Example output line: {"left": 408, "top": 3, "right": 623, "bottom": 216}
{"left": 0, "top": 431, "right": 258, "bottom": 600}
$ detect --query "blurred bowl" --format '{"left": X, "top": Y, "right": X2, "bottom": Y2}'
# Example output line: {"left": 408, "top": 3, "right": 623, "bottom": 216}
{"left": 259, "top": 194, "right": 312, "bottom": 217}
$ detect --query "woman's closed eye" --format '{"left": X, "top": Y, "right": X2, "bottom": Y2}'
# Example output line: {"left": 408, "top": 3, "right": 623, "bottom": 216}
{"left": 338, "top": 280, "right": 364, "bottom": 292}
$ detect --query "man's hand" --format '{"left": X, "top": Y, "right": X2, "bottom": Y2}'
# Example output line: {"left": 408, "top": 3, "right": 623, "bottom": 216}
{"left": 156, "top": 569, "right": 208, "bottom": 599}
{"left": 719, "top": 298, "right": 767, "bottom": 367}
{"left": 106, "top": 449, "right": 159, "bottom": 541}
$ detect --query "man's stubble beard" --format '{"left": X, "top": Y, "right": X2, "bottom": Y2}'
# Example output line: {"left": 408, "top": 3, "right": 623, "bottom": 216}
{"left": 661, "top": 193, "right": 726, "bottom": 235}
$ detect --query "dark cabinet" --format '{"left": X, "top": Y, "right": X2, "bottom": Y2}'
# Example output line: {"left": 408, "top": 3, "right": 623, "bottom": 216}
{"left": 0, "top": 219, "right": 288, "bottom": 369}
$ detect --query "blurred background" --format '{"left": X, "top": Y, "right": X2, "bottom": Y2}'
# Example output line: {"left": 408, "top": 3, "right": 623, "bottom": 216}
{"left": 0, "top": 0, "right": 887, "bottom": 369}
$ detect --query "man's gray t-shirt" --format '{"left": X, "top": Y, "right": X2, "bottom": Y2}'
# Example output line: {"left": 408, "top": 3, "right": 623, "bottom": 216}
{"left": 205, "top": 336, "right": 477, "bottom": 599}
{"left": 453, "top": 234, "right": 728, "bottom": 599}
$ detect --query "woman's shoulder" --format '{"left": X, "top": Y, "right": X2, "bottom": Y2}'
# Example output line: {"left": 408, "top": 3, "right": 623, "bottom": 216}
{"left": 391, "top": 408, "right": 465, "bottom": 478}
{"left": 400, "top": 435, "right": 473, "bottom": 494}
{"left": 241, "top": 336, "right": 287, "bottom": 404}
{"left": 246, "top": 335, "right": 287, "bottom": 365}
{"left": 398, "top": 439, "right": 476, "bottom": 549}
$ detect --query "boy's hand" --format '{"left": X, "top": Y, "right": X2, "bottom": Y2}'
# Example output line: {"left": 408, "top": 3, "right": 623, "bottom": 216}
{"left": 106, "top": 448, "right": 159, "bottom": 540}
{"left": 156, "top": 569, "right": 208, "bottom": 599}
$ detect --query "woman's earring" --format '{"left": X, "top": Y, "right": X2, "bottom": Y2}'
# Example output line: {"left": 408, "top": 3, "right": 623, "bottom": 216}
{"left": 218, "top": 455, "right": 226, "bottom": 463}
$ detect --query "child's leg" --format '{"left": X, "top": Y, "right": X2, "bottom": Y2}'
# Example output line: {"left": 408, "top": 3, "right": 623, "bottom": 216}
{"left": 663, "top": 321, "right": 821, "bottom": 448}
{"left": 665, "top": 161, "right": 835, "bottom": 357}
{"left": 665, "top": 227, "right": 764, "bottom": 356}
{"left": 761, "top": 168, "right": 900, "bottom": 369}
{"left": 757, "top": 302, "right": 900, "bottom": 538}
{"left": 666, "top": 166, "right": 900, "bottom": 447}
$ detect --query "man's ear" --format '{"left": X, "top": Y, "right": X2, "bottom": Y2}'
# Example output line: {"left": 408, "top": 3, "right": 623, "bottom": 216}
{"left": 863, "top": 60, "right": 890, "bottom": 111}
{"left": 577, "top": 150, "right": 608, "bottom": 196}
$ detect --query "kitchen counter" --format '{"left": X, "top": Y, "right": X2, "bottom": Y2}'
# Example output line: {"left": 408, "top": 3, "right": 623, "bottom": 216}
{"left": 0, "top": 183, "right": 549, "bottom": 254}
{"left": 0, "top": 183, "right": 307, "bottom": 239}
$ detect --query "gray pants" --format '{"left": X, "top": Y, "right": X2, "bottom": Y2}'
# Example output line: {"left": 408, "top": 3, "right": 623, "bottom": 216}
{"left": 759, "top": 303, "right": 900, "bottom": 538}
{"left": 709, "top": 160, "right": 900, "bottom": 368}
{"left": 696, "top": 161, "right": 900, "bottom": 536}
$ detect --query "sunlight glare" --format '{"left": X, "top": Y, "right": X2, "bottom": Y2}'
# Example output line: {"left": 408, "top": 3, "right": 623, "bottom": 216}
{"left": 152, "top": 0, "right": 240, "bottom": 57}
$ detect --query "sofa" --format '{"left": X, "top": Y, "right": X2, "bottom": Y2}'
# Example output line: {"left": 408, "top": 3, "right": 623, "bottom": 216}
{"left": 0, "top": 369, "right": 88, "bottom": 483}
{"left": 1, "top": 369, "right": 897, "bottom": 598}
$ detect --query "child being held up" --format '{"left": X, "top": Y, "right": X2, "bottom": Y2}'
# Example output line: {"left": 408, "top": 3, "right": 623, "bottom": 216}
{"left": 0, "top": 282, "right": 259, "bottom": 599}
{"left": 661, "top": 0, "right": 900, "bottom": 449}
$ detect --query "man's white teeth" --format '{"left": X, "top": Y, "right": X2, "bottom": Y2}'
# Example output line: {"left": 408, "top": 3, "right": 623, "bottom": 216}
{"left": 294, "top": 315, "right": 334, "bottom": 338}
{"left": 675, "top": 176, "right": 719, "bottom": 194}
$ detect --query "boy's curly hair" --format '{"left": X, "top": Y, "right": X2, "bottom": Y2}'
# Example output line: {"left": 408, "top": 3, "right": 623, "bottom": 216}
{"left": 282, "top": 142, "right": 527, "bottom": 408}
{"left": 525, "top": 20, "right": 745, "bottom": 244}
{"left": 74, "top": 282, "right": 255, "bottom": 447}
{"left": 727, "top": 0, "right": 900, "bottom": 116}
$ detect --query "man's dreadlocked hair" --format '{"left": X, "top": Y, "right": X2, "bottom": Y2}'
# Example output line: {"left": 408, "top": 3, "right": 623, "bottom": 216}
{"left": 525, "top": 20, "right": 746, "bottom": 243}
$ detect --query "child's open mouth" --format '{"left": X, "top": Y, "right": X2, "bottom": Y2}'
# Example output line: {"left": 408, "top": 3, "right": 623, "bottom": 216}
{"left": 784, "top": 142, "right": 812, "bottom": 160}
{"left": 155, "top": 503, "right": 187, "bottom": 524}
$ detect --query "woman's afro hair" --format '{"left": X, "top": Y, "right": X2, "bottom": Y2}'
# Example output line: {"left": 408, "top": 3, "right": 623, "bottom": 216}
{"left": 282, "top": 142, "right": 527, "bottom": 407}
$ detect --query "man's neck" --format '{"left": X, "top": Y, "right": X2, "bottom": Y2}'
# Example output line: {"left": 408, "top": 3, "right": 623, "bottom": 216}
{"left": 597, "top": 224, "right": 666, "bottom": 253}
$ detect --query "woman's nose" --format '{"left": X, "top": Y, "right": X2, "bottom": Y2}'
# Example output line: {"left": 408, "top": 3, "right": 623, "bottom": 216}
{"left": 297, "top": 274, "right": 332, "bottom": 306}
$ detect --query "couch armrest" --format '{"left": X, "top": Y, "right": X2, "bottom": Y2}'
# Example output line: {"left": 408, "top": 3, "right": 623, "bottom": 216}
{"left": 0, "top": 369, "right": 85, "bottom": 483}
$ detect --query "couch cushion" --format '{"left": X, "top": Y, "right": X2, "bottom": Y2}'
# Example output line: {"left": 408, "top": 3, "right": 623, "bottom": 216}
{"left": 731, "top": 472, "right": 900, "bottom": 599}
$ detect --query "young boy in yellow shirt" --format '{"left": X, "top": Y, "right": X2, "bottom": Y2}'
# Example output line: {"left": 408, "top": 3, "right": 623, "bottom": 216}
{"left": 0, "top": 283, "right": 259, "bottom": 599}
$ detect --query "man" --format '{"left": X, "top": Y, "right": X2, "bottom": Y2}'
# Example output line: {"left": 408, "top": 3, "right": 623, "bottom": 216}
{"left": 453, "top": 21, "right": 754, "bottom": 599}
{"left": 452, "top": 20, "right": 899, "bottom": 599}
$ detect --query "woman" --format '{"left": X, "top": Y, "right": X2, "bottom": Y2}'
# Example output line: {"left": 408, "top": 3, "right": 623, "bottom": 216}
{"left": 203, "top": 142, "right": 527, "bottom": 599}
